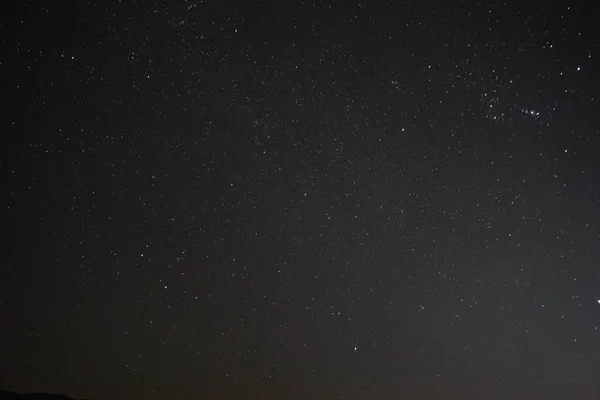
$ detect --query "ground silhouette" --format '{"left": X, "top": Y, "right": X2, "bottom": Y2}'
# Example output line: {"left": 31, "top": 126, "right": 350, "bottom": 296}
{"left": 0, "top": 390, "right": 90, "bottom": 400}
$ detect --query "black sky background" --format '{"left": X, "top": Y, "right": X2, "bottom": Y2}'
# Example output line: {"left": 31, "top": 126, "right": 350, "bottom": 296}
{"left": 2, "top": 0, "right": 600, "bottom": 399}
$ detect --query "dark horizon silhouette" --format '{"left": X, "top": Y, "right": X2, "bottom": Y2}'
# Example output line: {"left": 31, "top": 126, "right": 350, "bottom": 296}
{"left": 0, "top": 390, "right": 90, "bottom": 400}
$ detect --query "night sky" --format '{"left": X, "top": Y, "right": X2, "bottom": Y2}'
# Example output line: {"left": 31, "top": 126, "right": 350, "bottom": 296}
{"left": 2, "top": 1, "right": 600, "bottom": 399}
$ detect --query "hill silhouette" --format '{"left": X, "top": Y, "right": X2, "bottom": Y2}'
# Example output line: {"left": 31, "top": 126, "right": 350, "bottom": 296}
{"left": 0, "top": 390, "right": 90, "bottom": 400}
